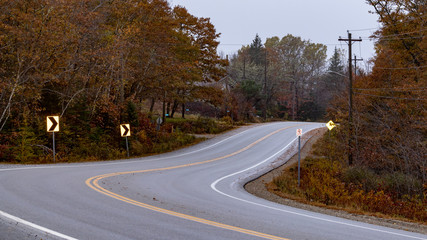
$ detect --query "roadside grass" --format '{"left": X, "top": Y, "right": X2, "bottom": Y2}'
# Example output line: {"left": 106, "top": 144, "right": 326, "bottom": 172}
{"left": 268, "top": 132, "right": 427, "bottom": 224}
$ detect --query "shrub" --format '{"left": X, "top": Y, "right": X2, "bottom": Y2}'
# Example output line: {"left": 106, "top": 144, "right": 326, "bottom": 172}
{"left": 342, "top": 166, "right": 379, "bottom": 193}
{"left": 270, "top": 132, "right": 427, "bottom": 222}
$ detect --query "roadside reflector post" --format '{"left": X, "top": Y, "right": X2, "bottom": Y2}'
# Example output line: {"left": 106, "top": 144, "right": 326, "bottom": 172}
{"left": 47, "top": 116, "right": 59, "bottom": 163}
{"left": 120, "top": 124, "right": 131, "bottom": 158}
{"left": 296, "top": 129, "right": 302, "bottom": 187}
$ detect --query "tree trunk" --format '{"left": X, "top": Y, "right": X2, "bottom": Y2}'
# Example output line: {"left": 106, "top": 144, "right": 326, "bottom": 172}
{"left": 295, "top": 84, "right": 299, "bottom": 120}
{"left": 150, "top": 98, "right": 155, "bottom": 112}
{"left": 166, "top": 102, "right": 170, "bottom": 117}
{"left": 292, "top": 82, "right": 296, "bottom": 120}
{"left": 162, "top": 91, "right": 166, "bottom": 124}
{"left": 181, "top": 103, "right": 186, "bottom": 119}
{"left": 171, "top": 99, "right": 178, "bottom": 118}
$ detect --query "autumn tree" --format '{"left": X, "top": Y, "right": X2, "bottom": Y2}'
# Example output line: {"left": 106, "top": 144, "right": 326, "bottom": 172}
{"left": 265, "top": 34, "right": 327, "bottom": 120}
{"left": 328, "top": 0, "right": 426, "bottom": 196}
{"left": 227, "top": 34, "right": 327, "bottom": 120}
{"left": 0, "top": 0, "right": 72, "bottom": 131}
{"left": 170, "top": 6, "right": 227, "bottom": 118}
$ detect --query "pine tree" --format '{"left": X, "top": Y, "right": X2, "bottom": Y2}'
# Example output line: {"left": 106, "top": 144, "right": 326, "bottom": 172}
{"left": 249, "top": 34, "right": 265, "bottom": 65}
{"left": 327, "top": 47, "right": 346, "bottom": 93}
{"left": 328, "top": 47, "right": 344, "bottom": 73}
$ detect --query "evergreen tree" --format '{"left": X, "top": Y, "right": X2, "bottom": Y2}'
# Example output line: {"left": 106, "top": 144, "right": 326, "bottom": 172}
{"left": 328, "top": 47, "right": 344, "bottom": 73}
{"left": 249, "top": 34, "right": 265, "bottom": 65}
{"left": 327, "top": 47, "right": 346, "bottom": 92}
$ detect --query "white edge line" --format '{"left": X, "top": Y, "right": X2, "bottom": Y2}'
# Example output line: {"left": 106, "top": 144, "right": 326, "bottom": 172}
{"left": 0, "top": 210, "right": 78, "bottom": 240}
{"left": 210, "top": 127, "right": 427, "bottom": 240}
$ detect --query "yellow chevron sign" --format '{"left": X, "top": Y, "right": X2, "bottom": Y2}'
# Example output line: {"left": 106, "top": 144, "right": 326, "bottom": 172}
{"left": 47, "top": 116, "right": 59, "bottom": 132}
{"left": 326, "top": 120, "right": 336, "bottom": 130}
{"left": 120, "top": 124, "right": 131, "bottom": 137}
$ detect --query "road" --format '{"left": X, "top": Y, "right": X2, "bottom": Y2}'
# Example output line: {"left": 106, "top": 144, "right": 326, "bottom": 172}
{"left": 0, "top": 122, "right": 425, "bottom": 240}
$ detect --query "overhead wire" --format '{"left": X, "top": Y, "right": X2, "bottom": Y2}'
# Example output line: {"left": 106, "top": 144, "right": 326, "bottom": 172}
{"left": 354, "top": 92, "right": 426, "bottom": 101}
{"left": 354, "top": 87, "right": 426, "bottom": 91}
{"left": 374, "top": 65, "right": 427, "bottom": 69}
{"left": 362, "top": 36, "right": 424, "bottom": 41}
{"left": 348, "top": 27, "right": 378, "bottom": 32}
{"left": 369, "top": 29, "right": 427, "bottom": 37}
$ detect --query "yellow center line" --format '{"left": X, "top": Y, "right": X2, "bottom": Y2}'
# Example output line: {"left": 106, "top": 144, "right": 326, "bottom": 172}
{"left": 86, "top": 125, "right": 304, "bottom": 240}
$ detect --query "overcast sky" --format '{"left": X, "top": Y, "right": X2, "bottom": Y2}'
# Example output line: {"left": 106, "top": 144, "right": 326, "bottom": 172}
{"left": 170, "top": 0, "right": 381, "bottom": 69}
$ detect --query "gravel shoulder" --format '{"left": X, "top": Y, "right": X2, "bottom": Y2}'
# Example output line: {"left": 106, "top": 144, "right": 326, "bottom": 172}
{"left": 245, "top": 128, "right": 427, "bottom": 235}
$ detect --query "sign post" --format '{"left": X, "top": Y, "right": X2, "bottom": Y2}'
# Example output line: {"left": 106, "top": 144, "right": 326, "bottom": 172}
{"left": 47, "top": 116, "right": 59, "bottom": 163}
{"left": 296, "top": 128, "right": 302, "bottom": 187}
{"left": 156, "top": 117, "right": 163, "bottom": 131}
{"left": 120, "top": 124, "right": 131, "bottom": 157}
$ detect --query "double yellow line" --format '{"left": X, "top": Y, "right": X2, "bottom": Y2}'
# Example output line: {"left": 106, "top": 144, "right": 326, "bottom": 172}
{"left": 86, "top": 125, "right": 299, "bottom": 240}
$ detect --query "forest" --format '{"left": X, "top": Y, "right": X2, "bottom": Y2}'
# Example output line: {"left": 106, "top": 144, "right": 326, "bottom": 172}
{"left": 0, "top": 0, "right": 229, "bottom": 162}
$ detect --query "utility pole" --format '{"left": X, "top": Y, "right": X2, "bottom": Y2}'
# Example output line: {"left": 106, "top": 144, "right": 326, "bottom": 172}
{"left": 339, "top": 31, "right": 361, "bottom": 166}
{"left": 353, "top": 55, "right": 363, "bottom": 77}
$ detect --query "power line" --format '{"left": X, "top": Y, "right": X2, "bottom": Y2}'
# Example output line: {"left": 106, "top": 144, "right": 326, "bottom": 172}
{"left": 354, "top": 92, "right": 426, "bottom": 101}
{"left": 220, "top": 44, "right": 247, "bottom": 46}
{"left": 383, "top": 17, "right": 426, "bottom": 25}
{"left": 348, "top": 27, "right": 378, "bottom": 32}
{"left": 362, "top": 36, "right": 424, "bottom": 41}
{"left": 354, "top": 87, "right": 426, "bottom": 92}
{"left": 372, "top": 29, "right": 427, "bottom": 37}
{"left": 357, "top": 29, "right": 426, "bottom": 41}
{"left": 374, "top": 65, "right": 427, "bottom": 70}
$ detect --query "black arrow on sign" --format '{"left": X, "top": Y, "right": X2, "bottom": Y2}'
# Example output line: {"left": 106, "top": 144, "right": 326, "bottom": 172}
{"left": 122, "top": 125, "right": 129, "bottom": 136}
{"left": 49, "top": 117, "right": 58, "bottom": 132}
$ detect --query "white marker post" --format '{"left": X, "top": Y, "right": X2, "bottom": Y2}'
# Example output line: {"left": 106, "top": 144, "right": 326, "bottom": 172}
{"left": 296, "top": 129, "right": 302, "bottom": 187}
{"left": 47, "top": 116, "right": 59, "bottom": 163}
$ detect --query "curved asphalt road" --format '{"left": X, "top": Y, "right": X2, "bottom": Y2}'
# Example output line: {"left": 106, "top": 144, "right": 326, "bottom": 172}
{"left": 0, "top": 122, "right": 425, "bottom": 240}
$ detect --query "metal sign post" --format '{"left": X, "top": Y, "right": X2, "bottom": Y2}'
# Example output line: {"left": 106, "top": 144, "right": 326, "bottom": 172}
{"left": 125, "top": 136, "right": 129, "bottom": 158}
{"left": 156, "top": 117, "right": 162, "bottom": 131}
{"left": 296, "top": 129, "right": 302, "bottom": 187}
{"left": 53, "top": 132, "right": 56, "bottom": 163}
{"left": 47, "top": 116, "right": 59, "bottom": 163}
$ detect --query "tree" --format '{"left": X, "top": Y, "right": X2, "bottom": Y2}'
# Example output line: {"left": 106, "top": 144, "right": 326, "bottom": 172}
{"left": 249, "top": 34, "right": 265, "bottom": 65}
{"left": 168, "top": 6, "right": 227, "bottom": 118}
{"left": 226, "top": 34, "right": 327, "bottom": 120}
{"left": 315, "top": 47, "right": 346, "bottom": 113}
{"left": 265, "top": 34, "right": 327, "bottom": 120}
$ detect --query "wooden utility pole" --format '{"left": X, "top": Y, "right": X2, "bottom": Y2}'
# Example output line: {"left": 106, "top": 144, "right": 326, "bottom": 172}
{"left": 339, "top": 32, "right": 362, "bottom": 166}
{"left": 353, "top": 55, "right": 363, "bottom": 77}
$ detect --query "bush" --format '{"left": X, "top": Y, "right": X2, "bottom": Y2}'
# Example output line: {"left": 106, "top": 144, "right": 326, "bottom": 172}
{"left": 270, "top": 132, "right": 427, "bottom": 222}
{"left": 343, "top": 166, "right": 379, "bottom": 192}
